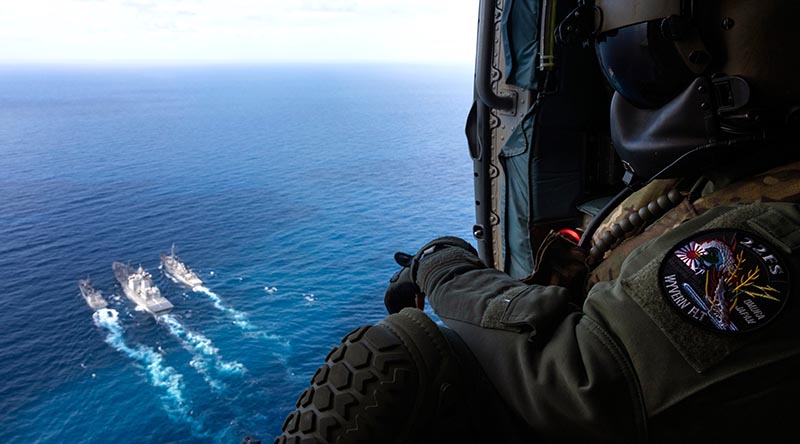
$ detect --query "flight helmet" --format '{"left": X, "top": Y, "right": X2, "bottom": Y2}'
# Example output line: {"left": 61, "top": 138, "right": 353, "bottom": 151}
{"left": 558, "top": 0, "right": 800, "bottom": 181}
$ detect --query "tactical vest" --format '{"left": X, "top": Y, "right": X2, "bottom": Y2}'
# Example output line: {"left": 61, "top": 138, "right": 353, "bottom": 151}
{"left": 578, "top": 161, "right": 800, "bottom": 441}
{"left": 588, "top": 160, "right": 800, "bottom": 288}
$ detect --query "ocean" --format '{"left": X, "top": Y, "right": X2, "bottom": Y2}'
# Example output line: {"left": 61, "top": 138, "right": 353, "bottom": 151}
{"left": 0, "top": 63, "right": 477, "bottom": 443}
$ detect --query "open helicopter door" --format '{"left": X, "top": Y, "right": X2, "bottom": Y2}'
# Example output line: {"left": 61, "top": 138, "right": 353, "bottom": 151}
{"left": 468, "top": 0, "right": 623, "bottom": 278}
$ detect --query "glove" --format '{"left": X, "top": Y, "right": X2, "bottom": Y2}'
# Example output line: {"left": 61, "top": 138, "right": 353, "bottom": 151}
{"left": 383, "top": 252, "right": 422, "bottom": 314}
{"left": 384, "top": 237, "right": 479, "bottom": 314}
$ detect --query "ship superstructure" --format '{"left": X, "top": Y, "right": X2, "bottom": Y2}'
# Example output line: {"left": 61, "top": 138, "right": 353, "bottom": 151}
{"left": 160, "top": 244, "right": 203, "bottom": 288}
{"left": 112, "top": 262, "right": 173, "bottom": 316}
{"left": 78, "top": 278, "right": 108, "bottom": 310}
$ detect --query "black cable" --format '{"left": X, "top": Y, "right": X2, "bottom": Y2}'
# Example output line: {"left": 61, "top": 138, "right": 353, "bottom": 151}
{"left": 577, "top": 185, "right": 635, "bottom": 249}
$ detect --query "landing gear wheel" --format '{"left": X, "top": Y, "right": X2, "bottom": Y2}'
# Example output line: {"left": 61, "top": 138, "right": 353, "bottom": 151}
{"left": 274, "top": 309, "right": 460, "bottom": 444}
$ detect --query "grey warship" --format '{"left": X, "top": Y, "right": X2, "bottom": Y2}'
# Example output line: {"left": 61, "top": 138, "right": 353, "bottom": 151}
{"left": 160, "top": 244, "right": 203, "bottom": 288}
{"left": 78, "top": 278, "right": 108, "bottom": 310}
{"left": 112, "top": 262, "right": 173, "bottom": 316}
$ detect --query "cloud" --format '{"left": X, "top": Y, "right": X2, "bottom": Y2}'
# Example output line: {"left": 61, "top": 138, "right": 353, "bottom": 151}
{"left": 0, "top": 0, "right": 479, "bottom": 62}
{"left": 297, "top": 0, "right": 357, "bottom": 14}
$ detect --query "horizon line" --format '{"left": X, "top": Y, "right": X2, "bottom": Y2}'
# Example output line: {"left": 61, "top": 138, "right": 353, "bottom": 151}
{"left": 0, "top": 58, "right": 476, "bottom": 66}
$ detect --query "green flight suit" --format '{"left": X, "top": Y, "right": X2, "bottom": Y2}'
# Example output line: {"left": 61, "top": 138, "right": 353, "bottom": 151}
{"left": 416, "top": 161, "right": 800, "bottom": 443}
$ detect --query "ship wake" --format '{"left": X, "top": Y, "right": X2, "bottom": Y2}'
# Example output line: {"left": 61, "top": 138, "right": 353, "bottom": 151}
{"left": 92, "top": 309, "right": 204, "bottom": 434}
{"left": 159, "top": 314, "right": 246, "bottom": 383}
{"left": 192, "top": 286, "right": 287, "bottom": 345}
{"left": 192, "top": 286, "right": 253, "bottom": 330}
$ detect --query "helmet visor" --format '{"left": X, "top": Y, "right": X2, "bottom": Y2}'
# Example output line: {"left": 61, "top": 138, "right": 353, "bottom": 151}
{"left": 595, "top": 21, "right": 696, "bottom": 109}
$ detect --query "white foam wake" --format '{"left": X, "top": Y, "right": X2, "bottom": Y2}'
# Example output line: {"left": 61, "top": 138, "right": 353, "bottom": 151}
{"left": 92, "top": 309, "right": 197, "bottom": 427}
{"left": 192, "top": 286, "right": 254, "bottom": 330}
{"left": 159, "top": 314, "right": 246, "bottom": 378}
{"left": 192, "top": 286, "right": 288, "bottom": 347}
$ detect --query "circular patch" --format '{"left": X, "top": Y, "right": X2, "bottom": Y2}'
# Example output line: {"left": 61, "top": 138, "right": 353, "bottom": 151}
{"left": 658, "top": 229, "right": 790, "bottom": 334}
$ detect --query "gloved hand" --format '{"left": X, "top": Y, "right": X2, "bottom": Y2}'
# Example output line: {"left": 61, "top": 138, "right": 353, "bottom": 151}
{"left": 384, "top": 237, "right": 480, "bottom": 314}
{"left": 384, "top": 252, "right": 422, "bottom": 314}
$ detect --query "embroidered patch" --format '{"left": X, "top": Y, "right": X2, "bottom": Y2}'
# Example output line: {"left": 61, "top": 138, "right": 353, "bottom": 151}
{"left": 658, "top": 229, "right": 790, "bottom": 334}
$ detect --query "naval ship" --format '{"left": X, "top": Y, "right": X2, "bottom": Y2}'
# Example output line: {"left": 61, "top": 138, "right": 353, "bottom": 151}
{"left": 78, "top": 277, "right": 108, "bottom": 310}
{"left": 112, "top": 262, "right": 174, "bottom": 316}
{"left": 160, "top": 244, "right": 203, "bottom": 289}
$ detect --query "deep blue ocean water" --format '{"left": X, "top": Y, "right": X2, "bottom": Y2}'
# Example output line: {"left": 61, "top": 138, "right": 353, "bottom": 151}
{"left": 0, "top": 64, "right": 476, "bottom": 443}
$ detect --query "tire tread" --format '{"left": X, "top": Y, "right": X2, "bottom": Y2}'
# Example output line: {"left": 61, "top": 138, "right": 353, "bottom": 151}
{"left": 274, "top": 325, "right": 419, "bottom": 444}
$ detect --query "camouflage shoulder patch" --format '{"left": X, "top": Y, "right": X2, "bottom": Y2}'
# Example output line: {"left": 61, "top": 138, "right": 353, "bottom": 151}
{"left": 692, "top": 160, "right": 800, "bottom": 213}
{"left": 658, "top": 229, "right": 790, "bottom": 334}
{"left": 589, "top": 161, "right": 800, "bottom": 290}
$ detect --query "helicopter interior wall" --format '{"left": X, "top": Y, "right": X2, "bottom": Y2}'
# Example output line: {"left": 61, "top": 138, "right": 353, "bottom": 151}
{"left": 501, "top": 0, "right": 540, "bottom": 90}
{"left": 498, "top": 0, "right": 541, "bottom": 279}
{"left": 498, "top": 0, "right": 618, "bottom": 279}
{"left": 500, "top": 111, "right": 536, "bottom": 278}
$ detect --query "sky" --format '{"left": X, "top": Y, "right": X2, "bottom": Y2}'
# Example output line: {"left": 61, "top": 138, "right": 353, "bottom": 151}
{"left": 0, "top": 0, "right": 480, "bottom": 63}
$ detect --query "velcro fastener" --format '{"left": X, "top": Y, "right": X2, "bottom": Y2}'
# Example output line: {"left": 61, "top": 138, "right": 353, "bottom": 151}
{"left": 620, "top": 203, "right": 796, "bottom": 373}
{"left": 748, "top": 205, "right": 800, "bottom": 254}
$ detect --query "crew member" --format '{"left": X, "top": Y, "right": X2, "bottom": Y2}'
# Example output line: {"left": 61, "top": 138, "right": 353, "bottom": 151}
{"left": 275, "top": 1, "right": 800, "bottom": 442}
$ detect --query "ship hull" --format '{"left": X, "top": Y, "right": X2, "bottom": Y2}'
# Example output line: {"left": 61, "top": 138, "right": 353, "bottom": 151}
{"left": 162, "top": 266, "right": 203, "bottom": 288}
{"left": 160, "top": 253, "right": 203, "bottom": 288}
{"left": 112, "top": 262, "right": 174, "bottom": 316}
{"left": 166, "top": 273, "right": 203, "bottom": 289}
{"left": 79, "top": 279, "right": 108, "bottom": 310}
{"left": 119, "top": 286, "right": 174, "bottom": 315}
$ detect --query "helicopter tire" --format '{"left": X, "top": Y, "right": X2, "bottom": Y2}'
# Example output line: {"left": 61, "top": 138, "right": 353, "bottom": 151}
{"left": 274, "top": 308, "right": 460, "bottom": 444}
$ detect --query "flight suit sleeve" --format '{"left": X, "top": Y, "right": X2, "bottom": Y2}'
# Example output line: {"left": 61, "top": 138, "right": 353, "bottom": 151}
{"left": 415, "top": 243, "right": 648, "bottom": 443}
